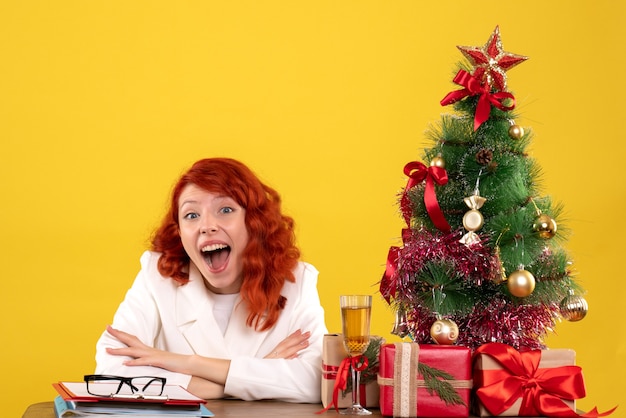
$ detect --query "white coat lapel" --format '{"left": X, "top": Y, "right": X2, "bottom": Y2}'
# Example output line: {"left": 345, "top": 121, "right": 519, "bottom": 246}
{"left": 175, "top": 263, "right": 229, "bottom": 358}
{"left": 223, "top": 301, "right": 269, "bottom": 356}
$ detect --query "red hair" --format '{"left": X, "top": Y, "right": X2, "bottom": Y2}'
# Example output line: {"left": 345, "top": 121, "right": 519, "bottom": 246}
{"left": 151, "top": 158, "right": 300, "bottom": 331}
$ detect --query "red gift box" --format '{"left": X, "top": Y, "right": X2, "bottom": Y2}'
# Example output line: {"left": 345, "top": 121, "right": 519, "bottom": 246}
{"left": 473, "top": 343, "right": 582, "bottom": 417}
{"left": 377, "top": 342, "right": 472, "bottom": 417}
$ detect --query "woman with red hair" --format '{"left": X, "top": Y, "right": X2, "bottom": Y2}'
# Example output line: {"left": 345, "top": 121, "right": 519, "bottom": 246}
{"left": 95, "top": 158, "right": 327, "bottom": 402}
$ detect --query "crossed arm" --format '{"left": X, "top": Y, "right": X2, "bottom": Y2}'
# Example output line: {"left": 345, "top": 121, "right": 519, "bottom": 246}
{"left": 104, "top": 325, "right": 312, "bottom": 399}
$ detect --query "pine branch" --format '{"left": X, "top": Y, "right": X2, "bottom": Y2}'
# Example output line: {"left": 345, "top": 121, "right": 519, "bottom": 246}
{"left": 418, "top": 363, "right": 466, "bottom": 406}
{"left": 414, "top": 261, "right": 475, "bottom": 316}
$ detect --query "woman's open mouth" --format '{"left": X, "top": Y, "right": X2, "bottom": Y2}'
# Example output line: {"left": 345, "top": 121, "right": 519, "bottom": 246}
{"left": 201, "top": 243, "right": 231, "bottom": 271}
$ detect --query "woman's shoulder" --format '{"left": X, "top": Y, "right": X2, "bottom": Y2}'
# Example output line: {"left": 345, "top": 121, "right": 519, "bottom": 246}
{"left": 293, "top": 260, "right": 319, "bottom": 281}
{"left": 135, "top": 250, "right": 181, "bottom": 288}
{"left": 282, "top": 261, "right": 319, "bottom": 296}
{"left": 140, "top": 249, "right": 160, "bottom": 261}
{"left": 138, "top": 250, "right": 162, "bottom": 272}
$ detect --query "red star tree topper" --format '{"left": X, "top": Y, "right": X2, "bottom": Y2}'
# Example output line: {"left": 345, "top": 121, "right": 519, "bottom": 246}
{"left": 457, "top": 25, "right": 528, "bottom": 92}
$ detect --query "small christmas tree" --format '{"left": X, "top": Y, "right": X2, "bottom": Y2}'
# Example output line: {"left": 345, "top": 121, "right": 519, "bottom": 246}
{"left": 380, "top": 26, "right": 588, "bottom": 350}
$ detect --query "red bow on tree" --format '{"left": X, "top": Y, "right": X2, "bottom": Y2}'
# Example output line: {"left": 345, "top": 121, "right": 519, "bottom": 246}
{"left": 380, "top": 246, "right": 400, "bottom": 304}
{"left": 400, "top": 161, "right": 450, "bottom": 232}
{"left": 380, "top": 229, "right": 412, "bottom": 303}
{"left": 440, "top": 69, "right": 516, "bottom": 131}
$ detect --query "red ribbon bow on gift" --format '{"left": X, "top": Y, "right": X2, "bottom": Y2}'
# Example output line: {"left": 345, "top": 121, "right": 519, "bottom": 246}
{"left": 440, "top": 69, "right": 516, "bottom": 131}
{"left": 475, "top": 343, "right": 617, "bottom": 417}
{"left": 317, "top": 355, "right": 369, "bottom": 414}
{"left": 401, "top": 161, "right": 450, "bottom": 232}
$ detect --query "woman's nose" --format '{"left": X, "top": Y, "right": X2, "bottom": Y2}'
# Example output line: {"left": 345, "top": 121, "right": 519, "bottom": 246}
{"left": 200, "top": 219, "right": 219, "bottom": 234}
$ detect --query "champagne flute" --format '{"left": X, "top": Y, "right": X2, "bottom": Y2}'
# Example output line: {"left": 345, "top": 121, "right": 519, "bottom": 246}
{"left": 340, "top": 295, "right": 372, "bottom": 416}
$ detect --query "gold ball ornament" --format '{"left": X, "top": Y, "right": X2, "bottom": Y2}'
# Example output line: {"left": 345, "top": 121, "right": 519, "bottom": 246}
{"left": 508, "top": 124, "right": 524, "bottom": 140}
{"left": 560, "top": 293, "right": 588, "bottom": 322}
{"left": 430, "top": 318, "right": 459, "bottom": 345}
{"left": 430, "top": 156, "right": 445, "bottom": 168}
{"left": 533, "top": 214, "right": 557, "bottom": 239}
{"left": 507, "top": 269, "right": 536, "bottom": 297}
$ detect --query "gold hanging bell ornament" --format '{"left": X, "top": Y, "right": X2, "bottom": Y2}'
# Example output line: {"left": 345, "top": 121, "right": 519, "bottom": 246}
{"left": 508, "top": 124, "right": 524, "bottom": 140}
{"left": 493, "top": 246, "right": 507, "bottom": 284}
{"left": 507, "top": 269, "right": 536, "bottom": 297}
{"left": 533, "top": 213, "right": 557, "bottom": 239}
{"left": 430, "top": 317, "right": 459, "bottom": 345}
{"left": 391, "top": 305, "right": 411, "bottom": 338}
{"left": 560, "top": 290, "right": 588, "bottom": 322}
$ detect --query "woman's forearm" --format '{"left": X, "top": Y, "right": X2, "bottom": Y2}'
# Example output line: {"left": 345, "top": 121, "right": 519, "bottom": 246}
{"left": 183, "top": 355, "right": 231, "bottom": 386}
{"left": 187, "top": 376, "right": 226, "bottom": 399}
{"left": 102, "top": 326, "right": 232, "bottom": 386}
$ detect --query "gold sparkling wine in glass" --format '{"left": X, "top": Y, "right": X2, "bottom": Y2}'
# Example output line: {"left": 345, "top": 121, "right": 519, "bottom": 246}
{"left": 341, "top": 304, "right": 371, "bottom": 355}
{"left": 339, "top": 295, "right": 372, "bottom": 416}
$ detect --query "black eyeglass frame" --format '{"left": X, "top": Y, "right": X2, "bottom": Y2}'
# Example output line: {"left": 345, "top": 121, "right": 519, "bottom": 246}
{"left": 84, "top": 374, "right": 167, "bottom": 399}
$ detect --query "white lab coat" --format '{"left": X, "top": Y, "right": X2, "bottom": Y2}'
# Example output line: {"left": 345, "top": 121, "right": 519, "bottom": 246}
{"left": 95, "top": 251, "right": 327, "bottom": 402}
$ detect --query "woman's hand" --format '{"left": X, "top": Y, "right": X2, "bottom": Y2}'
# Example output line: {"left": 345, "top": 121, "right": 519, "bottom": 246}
{"left": 104, "top": 325, "right": 190, "bottom": 372}
{"left": 264, "top": 329, "right": 311, "bottom": 359}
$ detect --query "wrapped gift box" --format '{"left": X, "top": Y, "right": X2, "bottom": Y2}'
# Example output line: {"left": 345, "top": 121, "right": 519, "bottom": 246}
{"left": 377, "top": 342, "right": 472, "bottom": 417}
{"left": 321, "top": 334, "right": 382, "bottom": 409}
{"left": 473, "top": 343, "right": 582, "bottom": 417}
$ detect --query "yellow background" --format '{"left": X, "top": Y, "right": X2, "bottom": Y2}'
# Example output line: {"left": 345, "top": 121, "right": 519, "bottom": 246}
{"left": 1, "top": 1, "right": 624, "bottom": 416}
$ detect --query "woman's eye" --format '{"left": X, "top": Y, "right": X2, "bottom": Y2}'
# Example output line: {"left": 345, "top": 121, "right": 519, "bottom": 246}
{"left": 220, "top": 207, "right": 234, "bottom": 214}
{"left": 183, "top": 212, "right": 199, "bottom": 220}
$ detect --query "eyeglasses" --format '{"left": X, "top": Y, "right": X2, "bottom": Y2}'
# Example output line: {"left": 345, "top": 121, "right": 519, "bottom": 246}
{"left": 84, "top": 375, "right": 167, "bottom": 400}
